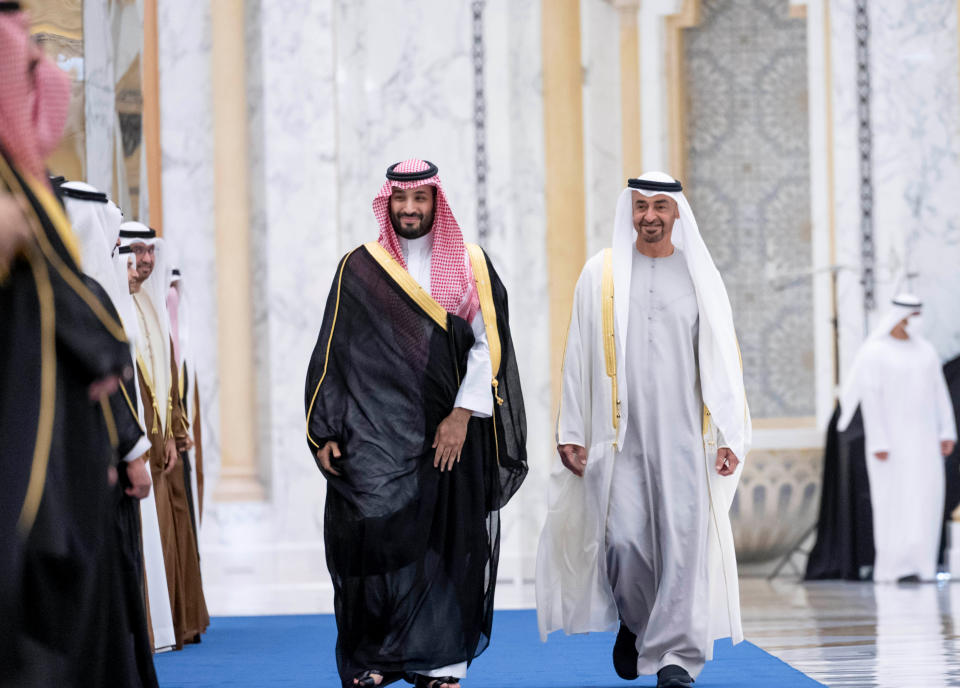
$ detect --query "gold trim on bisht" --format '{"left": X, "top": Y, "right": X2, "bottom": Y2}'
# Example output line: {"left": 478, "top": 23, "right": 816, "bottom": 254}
{"left": 466, "top": 243, "right": 503, "bottom": 405}
{"left": 306, "top": 249, "right": 356, "bottom": 449}
{"left": 17, "top": 248, "right": 57, "bottom": 536}
{"left": 601, "top": 248, "right": 620, "bottom": 438}
{"left": 364, "top": 241, "right": 448, "bottom": 331}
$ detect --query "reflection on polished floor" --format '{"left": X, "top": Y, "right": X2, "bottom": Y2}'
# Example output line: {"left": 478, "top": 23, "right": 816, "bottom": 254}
{"left": 741, "top": 577, "right": 960, "bottom": 687}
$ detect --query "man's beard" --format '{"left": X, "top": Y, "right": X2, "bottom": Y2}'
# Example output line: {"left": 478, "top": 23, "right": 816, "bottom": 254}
{"left": 136, "top": 266, "right": 153, "bottom": 282}
{"left": 637, "top": 223, "right": 665, "bottom": 243}
{"left": 390, "top": 211, "right": 434, "bottom": 240}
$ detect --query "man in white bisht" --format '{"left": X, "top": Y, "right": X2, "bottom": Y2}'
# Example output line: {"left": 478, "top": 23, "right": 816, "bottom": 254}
{"left": 536, "top": 172, "right": 751, "bottom": 688}
{"left": 838, "top": 294, "right": 957, "bottom": 583}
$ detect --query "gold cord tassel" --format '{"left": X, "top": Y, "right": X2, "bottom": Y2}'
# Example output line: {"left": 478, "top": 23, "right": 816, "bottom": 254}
{"left": 492, "top": 378, "right": 505, "bottom": 406}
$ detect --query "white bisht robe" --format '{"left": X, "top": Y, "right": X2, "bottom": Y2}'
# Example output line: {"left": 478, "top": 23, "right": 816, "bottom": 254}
{"left": 536, "top": 173, "right": 751, "bottom": 664}
{"left": 839, "top": 298, "right": 957, "bottom": 582}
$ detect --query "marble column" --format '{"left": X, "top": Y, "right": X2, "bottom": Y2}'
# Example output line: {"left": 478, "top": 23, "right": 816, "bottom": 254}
{"left": 210, "top": 0, "right": 262, "bottom": 502}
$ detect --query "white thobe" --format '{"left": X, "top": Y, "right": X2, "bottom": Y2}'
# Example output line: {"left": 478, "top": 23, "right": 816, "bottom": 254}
{"left": 857, "top": 335, "right": 957, "bottom": 582}
{"left": 537, "top": 245, "right": 742, "bottom": 680}
{"left": 398, "top": 232, "right": 492, "bottom": 678}
{"left": 605, "top": 249, "right": 710, "bottom": 676}
{"left": 133, "top": 291, "right": 171, "bottom": 433}
{"left": 132, "top": 289, "right": 178, "bottom": 650}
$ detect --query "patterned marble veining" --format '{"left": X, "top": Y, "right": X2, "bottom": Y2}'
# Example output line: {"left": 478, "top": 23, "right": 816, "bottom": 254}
{"left": 827, "top": 0, "right": 867, "bottom": 384}
{"left": 866, "top": 0, "right": 960, "bottom": 363}
{"left": 82, "top": 0, "right": 113, "bottom": 193}
{"left": 334, "top": 0, "right": 478, "bottom": 251}
{"left": 250, "top": 0, "right": 340, "bottom": 543}
{"left": 156, "top": 0, "right": 220, "bottom": 507}
{"left": 482, "top": 0, "right": 549, "bottom": 583}
{"left": 685, "top": 0, "right": 815, "bottom": 418}
{"left": 742, "top": 578, "right": 960, "bottom": 687}
{"left": 831, "top": 0, "right": 960, "bottom": 382}
{"left": 580, "top": 0, "right": 623, "bottom": 259}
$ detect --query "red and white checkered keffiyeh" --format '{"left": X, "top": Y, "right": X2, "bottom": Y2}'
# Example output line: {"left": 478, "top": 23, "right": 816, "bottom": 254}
{"left": 0, "top": 9, "right": 70, "bottom": 183}
{"left": 373, "top": 158, "right": 479, "bottom": 323}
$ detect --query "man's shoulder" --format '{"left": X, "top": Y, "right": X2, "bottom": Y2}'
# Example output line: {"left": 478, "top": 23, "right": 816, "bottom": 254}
{"left": 576, "top": 249, "right": 607, "bottom": 285}
{"left": 340, "top": 242, "right": 380, "bottom": 269}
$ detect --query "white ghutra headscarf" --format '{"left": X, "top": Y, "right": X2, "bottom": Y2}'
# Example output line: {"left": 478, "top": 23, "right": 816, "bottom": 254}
{"left": 837, "top": 293, "right": 923, "bottom": 431}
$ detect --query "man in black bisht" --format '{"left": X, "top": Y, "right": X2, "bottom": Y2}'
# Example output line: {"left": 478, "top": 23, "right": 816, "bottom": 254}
{"left": 305, "top": 159, "right": 527, "bottom": 688}
{"left": 0, "top": 4, "right": 157, "bottom": 686}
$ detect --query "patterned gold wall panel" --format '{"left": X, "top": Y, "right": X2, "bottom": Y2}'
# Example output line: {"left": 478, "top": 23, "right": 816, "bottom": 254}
{"left": 684, "top": 0, "right": 815, "bottom": 417}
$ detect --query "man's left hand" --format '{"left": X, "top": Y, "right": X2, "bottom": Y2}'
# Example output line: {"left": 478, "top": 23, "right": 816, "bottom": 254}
{"left": 176, "top": 434, "right": 194, "bottom": 453}
{"left": 163, "top": 437, "right": 179, "bottom": 475}
{"left": 716, "top": 448, "right": 739, "bottom": 476}
{"left": 433, "top": 407, "right": 471, "bottom": 472}
{"left": 88, "top": 374, "right": 121, "bottom": 401}
{"left": 943, "top": 440, "right": 956, "bottom": 457}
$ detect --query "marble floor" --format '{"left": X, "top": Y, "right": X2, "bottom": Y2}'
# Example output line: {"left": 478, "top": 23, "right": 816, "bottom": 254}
{"left": 741, "top": 577, "right": 960, "bottom": 687}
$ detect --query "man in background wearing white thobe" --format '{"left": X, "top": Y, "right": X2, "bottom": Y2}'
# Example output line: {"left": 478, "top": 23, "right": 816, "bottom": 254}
{"left": 839, "top": 294, "right": 957, "bottom": 583}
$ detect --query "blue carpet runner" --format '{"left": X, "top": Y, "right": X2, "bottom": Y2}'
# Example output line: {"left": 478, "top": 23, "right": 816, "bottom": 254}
{"left": 155, "top": 610, "right": 824, "bottom": 687}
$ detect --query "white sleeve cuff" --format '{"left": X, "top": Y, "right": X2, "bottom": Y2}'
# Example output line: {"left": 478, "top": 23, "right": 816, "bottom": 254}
{"left": 122, "top": 435, "right": 152, "bottom": 463}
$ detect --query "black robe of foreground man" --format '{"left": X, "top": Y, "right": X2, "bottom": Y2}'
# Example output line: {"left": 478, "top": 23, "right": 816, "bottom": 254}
{"left": 0, "top": 151, "right": 157, "bottom": 688}
{"left": 305, "top": 244, "right": 527, "bottom": 686}
{"left": 806, "top": 355, "right": 960, "bottom": 581}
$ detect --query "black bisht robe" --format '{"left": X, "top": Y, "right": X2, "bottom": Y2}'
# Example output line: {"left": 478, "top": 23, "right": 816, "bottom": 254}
{"left": 806, "top": 356, "right": 960, "bottom": 580}
{"left": 0, "top": 152, "right": 157, "bottom": 688}
{"left": 305, "top": 244, "right": 527, "bottom": 685}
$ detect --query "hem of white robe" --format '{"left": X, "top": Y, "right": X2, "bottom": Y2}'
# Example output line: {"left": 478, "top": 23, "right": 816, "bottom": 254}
{"left": 424, "top": 661, "right": 468, "bottom": 678}
{"left": 642, "top": 651, "right": 705, "bottom": 680}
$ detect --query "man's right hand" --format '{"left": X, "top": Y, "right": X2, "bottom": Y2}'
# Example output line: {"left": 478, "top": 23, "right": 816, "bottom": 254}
{"left": 558, "top": 443, "right": 587, "bottom": 477}
{"left": 874, "top": 451, "right": 889, "bottom": 461}
{"left": 317, "top": 441, "right": 342, "bottom": 476}
{"left": 125, "top": 457, "right": 152, "bottom": 499}
{"left": 163, "top": 437, "right": 179, "bottom": 474}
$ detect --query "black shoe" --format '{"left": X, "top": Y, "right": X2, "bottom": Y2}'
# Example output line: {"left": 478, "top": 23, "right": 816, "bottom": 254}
{"left": 656, "top": 664, "right": 694, "bottom": 688}
{"left": 612, "top": 622, "right": 639, "bottom": 680}
{"left": 897, "top": 574, "right": 921, "bottom": 584}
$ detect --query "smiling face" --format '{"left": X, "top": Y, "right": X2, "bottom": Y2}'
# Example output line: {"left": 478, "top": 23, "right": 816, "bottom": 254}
{"left": 130, "top": 242, "right": 155, "bottom": 281}
{"left": 389, "top": 185, "right": 436, "bottom": 240}
{"left": 632, "top": 191, "right": 679, "bottom": 245}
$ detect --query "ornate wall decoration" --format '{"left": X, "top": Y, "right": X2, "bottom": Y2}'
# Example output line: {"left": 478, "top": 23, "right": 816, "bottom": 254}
{"left": 731, "top": 447, "right": 823, "bottom": 563}
{"left": 855, "top": 0, "right": 874, "bottom": 315}
{"left": 472, "top": 0, "right": 489, "bottom": 242}
{"left": 684, "top": 0, "right": 815, "bottom": 417}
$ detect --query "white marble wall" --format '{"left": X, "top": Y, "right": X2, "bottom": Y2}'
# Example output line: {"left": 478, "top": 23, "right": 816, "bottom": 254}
{"left": 580, "top": 0, "right": 623, "bottom": 258}
{"left": 82, "top": 0, "right": 114, "bottom": 195}
{"left": 483, "top": 0, "right": 549, "bottom": 597}
{"left": 155, "top": 0, "right": 224, "bottom": 596}
{"left": 829, "top": 0, "right": 960, "bottom": 385}
{"left": 868, "top": 0, "right": 960, "bottom": 361}
{"left": 151, "top": 0, "right": 550, "bottom": 614}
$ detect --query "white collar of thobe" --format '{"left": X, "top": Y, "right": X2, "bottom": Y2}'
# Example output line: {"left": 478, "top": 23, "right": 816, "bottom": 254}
{"left": 398, "top": 230, "right": 434, "bottom": 263}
